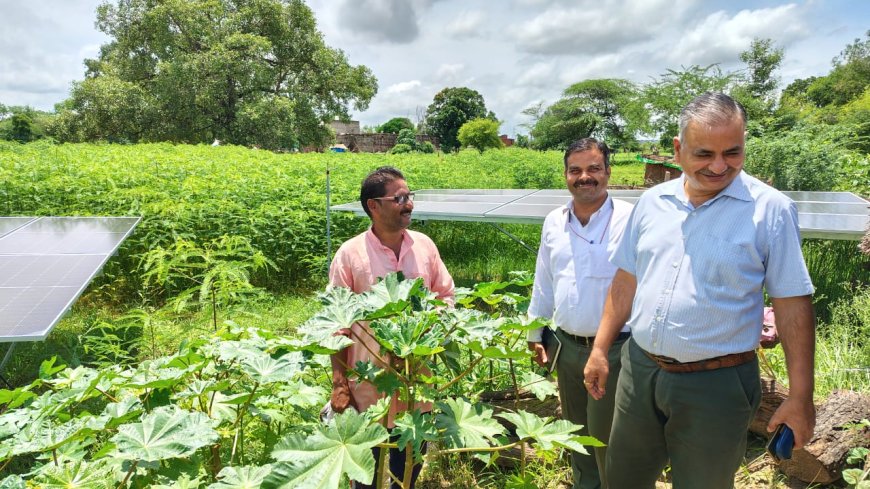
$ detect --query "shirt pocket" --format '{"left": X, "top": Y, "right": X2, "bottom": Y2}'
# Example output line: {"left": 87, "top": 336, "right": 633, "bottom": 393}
{"left": 695, "top": 234, "right": 763, "bottom": 290}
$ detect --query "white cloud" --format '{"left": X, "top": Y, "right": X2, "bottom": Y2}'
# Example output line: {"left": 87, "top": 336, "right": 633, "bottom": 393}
{"left": 386, "top": 80, "right": 423, "bottom": 94}
{"left": 516, "top": 62, "right": 556, "bottom": 87}
{"left": 512, "top": 0, "right": 696, "bottom": 55}
{"left": 445, "top": 11, "right": 486, "bottom": 39}
{"left": 669, "top": 4, "right": 810, "bottom": 66}
{"left": 435, "top": 63, "right": 465, "bottom": 83}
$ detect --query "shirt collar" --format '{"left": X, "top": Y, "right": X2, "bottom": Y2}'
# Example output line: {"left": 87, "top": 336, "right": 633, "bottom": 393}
{"left": 562, "top": 195, "right": 613, "bottom": 224}
{"left": 661, "top": 171, "right": 753, "bottom": 207}
{"left": 365, "top": 227, "right": 414, "bottom": 251}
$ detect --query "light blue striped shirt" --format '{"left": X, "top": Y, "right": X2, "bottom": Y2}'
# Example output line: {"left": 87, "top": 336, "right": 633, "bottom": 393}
{"left": 611, "top": 171, "right": 814, "bottom": 362}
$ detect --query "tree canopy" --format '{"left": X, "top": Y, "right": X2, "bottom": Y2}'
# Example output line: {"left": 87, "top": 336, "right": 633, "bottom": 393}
{"left": 643, "top": 64, "right": 736, "bottom": 148}
{"left": 528, "top": 79, "right": 643, "bottom": 151}
{"left": 457, "top": 118, "right": 503, "bottom": 152}
{"left": 51, "top": 0, "right": 377, "bottom": 150}
{"left": 424, "top": 87, "right": 494, "bottom": 152}
{"left": 378, "top": 117, "right": 414, "bottom": 134}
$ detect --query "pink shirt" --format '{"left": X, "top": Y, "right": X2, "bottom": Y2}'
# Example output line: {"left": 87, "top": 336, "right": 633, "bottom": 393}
{"left": 329, "top": 228, "right": 454, "bottom": 426}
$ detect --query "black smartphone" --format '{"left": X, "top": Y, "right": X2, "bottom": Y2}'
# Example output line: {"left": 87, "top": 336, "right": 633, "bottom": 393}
{"left": 766, "top": 424, "right": 794, "bottom": 462}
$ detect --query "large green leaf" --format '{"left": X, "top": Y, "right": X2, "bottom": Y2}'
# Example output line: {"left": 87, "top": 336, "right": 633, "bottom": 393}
{"left": 32, "top": 459, "right": 114, "bottom": 489}
{"left": 362, "top": 273, "right": 424, "bottom": 317}
{"left": 264, "top": 409, "right": 389, "bottom": 489}
{"left": 369, "top": 313, "right": 444, "bottom": 358}
{"left": 497, "top": 410, "right": 602, "bottom": 454}
{"left": 126, "top": 361, "right": 188, "bottom": 390}
{"left": 0, "top": 386, "right": 35, "bottom": 411}
{"left": 241, "top": 352, "right": 303, "bottom": 384}
{"left": 276, "top": 380, "right": 326, "bottom": 408}
{"left": 111, "top": 406, "right": 218, "bottom": 462}
{"left": 435, "top": 398, "right": 505, "bottom": 449}
{"left": 295, "top": 288, "right": 365, "bottom": 353}
{"left": 518, "top": 371, "right": 558, "bottom": 401}
{"left": 209, "top": 465, "right": 272, "bottom": 489}
{"left": 0, "top": 475, "right": 24, "bottom": 489}
{"left": 394, "top": 410, "right": 438, "bottom": 463}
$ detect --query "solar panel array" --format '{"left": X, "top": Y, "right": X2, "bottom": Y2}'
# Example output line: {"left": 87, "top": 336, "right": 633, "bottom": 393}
{"left": 0, "top": 217, "right": 140, "bottom": 342}
{"left": 332, "top": 188, "right": 869, "bottom": 240}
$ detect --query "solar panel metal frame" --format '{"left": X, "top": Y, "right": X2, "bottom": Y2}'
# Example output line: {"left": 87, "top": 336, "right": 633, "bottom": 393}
{"left": 0, "top": 216, "right": 140, "bottom": 343}
{"left": 331, "top": 188, "right": 869, "bottom": 240}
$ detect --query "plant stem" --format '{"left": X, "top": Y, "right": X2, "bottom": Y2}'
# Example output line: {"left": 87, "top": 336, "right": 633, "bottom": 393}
{"left": 349, "top": 328, "right": 410, "bottom": 384}
{"left": 402, "top": 359, "right": 416, "bottom": 489}
{"left": 230, "top": 381, "right": 259, "bottom": 464}
{"left": 508, "top": 358, "right": 519, "bottom": 411}
{"left": 438, "top": 355, "right": 484, "bottom": 393}
{"left": 210, "top": 443, "right": 223, "bottom": 479}
{"left": 211, "top": 288, "right": 218, "bottom": 331}
{"left": 119, "top": 460, "right": 138, "bottom": 489}
{"left": 376, "top": 440, "right": 388, "bottom": 489}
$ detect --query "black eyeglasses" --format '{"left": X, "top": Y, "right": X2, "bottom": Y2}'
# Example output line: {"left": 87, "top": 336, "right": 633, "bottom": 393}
{"left": 371, "top": 192, "right": 415, "bottom": 205}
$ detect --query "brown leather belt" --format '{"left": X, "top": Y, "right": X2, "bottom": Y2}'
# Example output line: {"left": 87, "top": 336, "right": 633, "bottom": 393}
{"left": 560, "top": 331, "right": 631, "bottom": 347}
{"left": 643, "top": 349, "right": 756, "bottom": 373}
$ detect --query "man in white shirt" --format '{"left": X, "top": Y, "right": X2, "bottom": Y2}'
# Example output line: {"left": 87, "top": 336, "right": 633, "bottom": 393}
{"left": 527, "top": 138, "right": 633, "bottom": 489}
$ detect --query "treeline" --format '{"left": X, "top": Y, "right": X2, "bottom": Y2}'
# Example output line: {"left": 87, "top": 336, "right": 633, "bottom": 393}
{"left": 523, "top": 35, "right": 870, "bottom": 156}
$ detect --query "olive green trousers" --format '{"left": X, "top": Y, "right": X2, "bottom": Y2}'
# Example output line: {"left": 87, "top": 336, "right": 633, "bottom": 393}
{"left": 606, "top": 339, "right": 762, "bottom": 489}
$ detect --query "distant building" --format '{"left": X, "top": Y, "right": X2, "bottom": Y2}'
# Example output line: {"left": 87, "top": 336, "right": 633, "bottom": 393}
{"left": 499, "top": 134, "right": 515, "bottom": 147}
{"left": 326, "top": 118, "right": 439, "bottom": 153}
{"left": 329, "top": 120, "right": 361, "bottom": 135}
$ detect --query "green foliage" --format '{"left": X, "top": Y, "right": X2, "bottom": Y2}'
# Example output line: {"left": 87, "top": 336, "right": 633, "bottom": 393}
{"left": 806, "top": 31, "right": 870, "bottom": 108}
{"left": 379, "top": 117, "right": 414, "bottom": 134}
{"left": 0, "top": 274, "right": 589, "bottom": 489}
{"left": 388, "top": 143, "right": 413, "bottom": 154}
{"left": 458, "top": 118, "right": 503, "bottom": 152}
{"left": 425, "top": 87, "right": 495, "bottom": 152}
{"left": 643, "top": 65, "right": 737, "bottom": 148}
{"left": 389, "top": 128, "right": 433, "bottom": 154}
{"left": 396, "top": 128, "right": 417, "bottom": 146}
{"left": 266, "top": 409, "right": 389, "bottom": 488}
{"left": 141, "top": 235, "right": 277, "bottom": 322}
{"left": 744, "top": 122, "right": 854, "bottom": 191}
{"left": 0, "top": 105, "right": 50, "bottom": 142}
{"left": 51, "top": 0, "right": 377, "bottom": 150}
{"left": 9, "top": 114, "right": 33, "bottom": 143}
{"left": 530, "top": 79, "right": 643, "bottom": 151}
{"left": 736, "top": 38, "right": 784, "bottom": 117}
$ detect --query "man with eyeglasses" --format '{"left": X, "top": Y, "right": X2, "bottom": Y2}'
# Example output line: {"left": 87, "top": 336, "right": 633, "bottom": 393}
{"left": 526, "top": 138, "right": 633, "bottom": 489}
{"left": 329, "top": 166, "right": 454, "bottom": 489}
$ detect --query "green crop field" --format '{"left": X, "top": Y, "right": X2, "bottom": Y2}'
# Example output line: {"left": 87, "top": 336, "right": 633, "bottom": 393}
{"left": 0, "top": 141, "right": 866, "bottom": 489}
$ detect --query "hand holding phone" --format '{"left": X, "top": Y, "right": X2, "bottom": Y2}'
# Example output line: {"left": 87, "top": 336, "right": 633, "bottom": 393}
{"left": 766, "top": 424, "right": 794, "bottom": 462}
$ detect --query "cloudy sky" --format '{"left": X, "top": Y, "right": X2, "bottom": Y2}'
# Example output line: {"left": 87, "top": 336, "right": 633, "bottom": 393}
{"left": 1, "top": 0, "right": 867, "bottom": 136}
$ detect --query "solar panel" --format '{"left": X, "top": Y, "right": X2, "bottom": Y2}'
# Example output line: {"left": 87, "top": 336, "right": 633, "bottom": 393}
{"left": 0, "top": 216, "right": 140, "bottom": 343}
{"left": 332, "top": 188, "right": 869, "bottom": 240}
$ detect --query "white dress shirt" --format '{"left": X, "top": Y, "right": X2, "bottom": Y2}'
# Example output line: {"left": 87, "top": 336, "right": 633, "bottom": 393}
{"left": 528, "top": 196, "right": 633, "bottom": 342}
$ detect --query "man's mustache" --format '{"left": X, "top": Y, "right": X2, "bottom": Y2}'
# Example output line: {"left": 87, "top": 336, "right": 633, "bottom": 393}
{"left": 574, "top": 179, "right": 598, "bottom": 187}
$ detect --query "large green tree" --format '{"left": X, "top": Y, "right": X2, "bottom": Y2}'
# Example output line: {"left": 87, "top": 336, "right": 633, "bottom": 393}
{"left": 457, "top": 118, "right": 503, "bottom": 152}
{"left": 642, "top": 64, "right": 736, "bottom": 148}
{"left": 733, "top": 38, "right": 784, "bottom": 121}
{"left": 424, "top": 87, "right": 494, "bottom": 152}
{"left": 52, "top": 0, "right": 377, "bottom": 150}
{"left": 378, "top": 117, "right": 414, "bottom": 134}
{"left": 529, "top": 78, "right": 643, "bottom": 151}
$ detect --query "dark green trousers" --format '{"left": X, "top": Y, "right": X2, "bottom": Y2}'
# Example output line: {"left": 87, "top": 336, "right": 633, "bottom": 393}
{"left": 556, "top": 329, "right": 628, "bottom": 489}
{"left": 606, "top": 339, "right": 762, "bottom": 489}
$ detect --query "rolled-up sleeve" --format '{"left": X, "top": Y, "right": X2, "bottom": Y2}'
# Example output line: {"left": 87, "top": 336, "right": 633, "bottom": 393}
{"left": 764, "top": 202, "right": 814, "bottom": 298}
